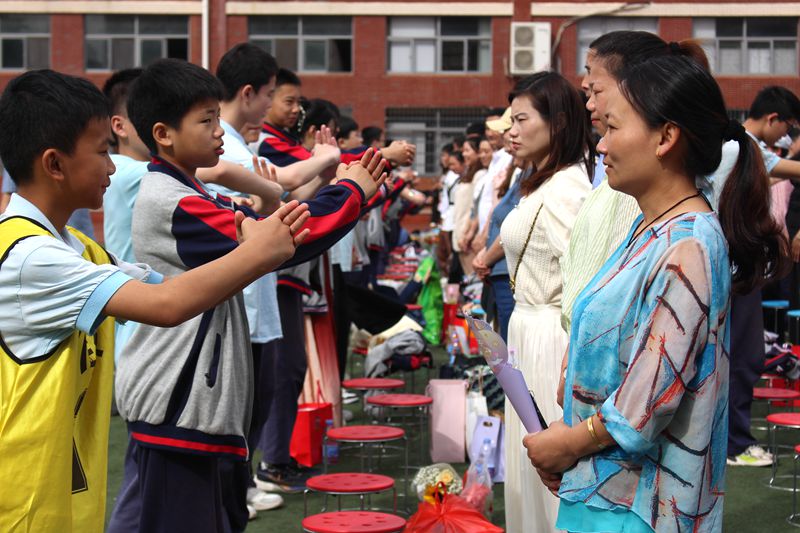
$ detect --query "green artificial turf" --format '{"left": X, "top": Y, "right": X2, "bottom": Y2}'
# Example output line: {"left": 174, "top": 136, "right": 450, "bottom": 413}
{"left": 105, "top": 348, "right": 800, "bottom": 532}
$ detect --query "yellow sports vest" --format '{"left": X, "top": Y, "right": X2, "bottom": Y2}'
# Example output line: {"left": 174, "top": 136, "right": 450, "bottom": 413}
{"left": 0, "top": 216, "right": 116, "bottom": 533}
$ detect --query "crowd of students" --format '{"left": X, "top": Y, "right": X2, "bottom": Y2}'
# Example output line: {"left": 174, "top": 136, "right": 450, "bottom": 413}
{"left": 0, "top": 42, "right": 429, "bottom": 532}
{"left": 2, "top": 29, "right": 800, "bottom": 533}
{"left": 436, "top": 32, "right": 800, "bottom": 533}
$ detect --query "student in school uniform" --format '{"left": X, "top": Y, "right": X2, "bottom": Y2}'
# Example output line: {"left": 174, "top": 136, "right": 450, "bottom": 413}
{"left": 111, "top": 58, "right": 387, "bottom": 532}
{"left": 0, "top": 68, "right": 312, "bottom": 533}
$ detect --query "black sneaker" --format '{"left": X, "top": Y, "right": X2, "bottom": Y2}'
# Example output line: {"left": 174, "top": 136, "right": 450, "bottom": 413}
{"left": 287, "top": 458, "right": 321, "bottom": 477}
{"left": 254, "top": 463, "right": 308, "bottom": 494}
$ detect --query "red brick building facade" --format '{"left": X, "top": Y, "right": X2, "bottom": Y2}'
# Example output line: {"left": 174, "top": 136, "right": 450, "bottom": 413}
{"left": 0, "top": 0, "right": 797, "bottom": 173}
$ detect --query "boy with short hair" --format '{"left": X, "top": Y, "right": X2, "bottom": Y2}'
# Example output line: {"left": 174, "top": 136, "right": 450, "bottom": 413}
{"left": 0, "top": 69, "right": 310, "bottom": 532}
{"left": 336, "top": 116, "right": 363, "bottom": 151}
{"left": 113, "top": 58, "right": 386, "bottom": 531}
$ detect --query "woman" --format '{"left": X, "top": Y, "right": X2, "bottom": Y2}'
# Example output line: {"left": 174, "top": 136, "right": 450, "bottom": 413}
{"left": 472, "top": 155, "right": 527, "bottom": 341}
{"left": 523, "top": 55, "right": 787, "bottom": 532}
{"left": 452, "top": 138, "right": 482, "bottom": 275}
{"left": 500, "top": 71, "right": 594, "bottom": 532}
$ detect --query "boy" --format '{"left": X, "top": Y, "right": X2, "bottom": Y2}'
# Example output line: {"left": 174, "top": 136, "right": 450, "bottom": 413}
{"left": 259, "top": 68, "right": 416, "bottom": 168}
{"left": 336, "top": 116, "right": 363, "bottom": 151}
{"left": 0, "top": 69, "right": 311, "bottom": 532}
{"left": 113, "top": 58, "right": 386, "bottom": 531}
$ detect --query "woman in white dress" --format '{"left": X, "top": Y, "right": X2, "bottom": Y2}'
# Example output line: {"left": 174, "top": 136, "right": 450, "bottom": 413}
{"left": 500, "top": 72, "right": 594, "bottom": 532}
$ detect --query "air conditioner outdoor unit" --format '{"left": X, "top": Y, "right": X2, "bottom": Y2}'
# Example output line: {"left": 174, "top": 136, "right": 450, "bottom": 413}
{"left": 509, "top": 22, "right": 551, "bottom": 75}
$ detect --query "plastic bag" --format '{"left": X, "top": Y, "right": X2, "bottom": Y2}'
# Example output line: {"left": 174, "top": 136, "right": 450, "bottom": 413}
{"left": 405, "top": 487, "right": 503, "bottom": 533}
{"left": 416, "top": 257, "right": 443, "bottom": 345}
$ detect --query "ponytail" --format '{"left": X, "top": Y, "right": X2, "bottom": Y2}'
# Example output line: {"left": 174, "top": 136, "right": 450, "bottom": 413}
{"left": 618, "top": 56, "right": 789, "bottom": 295}
{"left": 718, "top": 129, "right": 789, "bottom": 293}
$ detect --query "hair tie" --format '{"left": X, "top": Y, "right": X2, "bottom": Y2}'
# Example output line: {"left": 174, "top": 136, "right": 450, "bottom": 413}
{"left": 723, "top": 119, "right": 746, "bottom": 142}
{"left": 669, "top": 41, "right": 682, "bottom": 54}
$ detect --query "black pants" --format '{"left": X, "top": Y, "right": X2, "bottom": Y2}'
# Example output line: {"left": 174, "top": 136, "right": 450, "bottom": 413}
{"left": 727, "top": 289, "right": 765, "bottom": 456}
{"left": 259, "top": 286, "right": 307, "bottom": 464}
{"left": 132, "top": 441, "right": 230, "bottom": 533}
{"left": 219, "top": 341, "right": 277, "bottom": 532}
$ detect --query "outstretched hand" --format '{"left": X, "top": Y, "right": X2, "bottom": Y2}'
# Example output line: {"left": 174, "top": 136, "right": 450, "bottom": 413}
{"left": 235, "top": 200, "right": 311, "bottom": 269}
{"left": 335, "top": 147, "right": 388, "bottom": 200}
{"left": 312, "top": 124, "right": 341, "bottom": 166}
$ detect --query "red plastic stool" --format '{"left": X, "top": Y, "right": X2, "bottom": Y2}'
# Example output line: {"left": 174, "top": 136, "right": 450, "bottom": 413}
{"left": 367, "top": 394, "right": 433, "bottom": 464}
{"left": 790, "top": 444, "right": 800, "bottom": 527}
{"left": 304, "top": 473, "right": 396, "bottom": 515}
{"left": 753, "top": 388, "right": 800, "bottom": 434}
{"left": 302, "top": 511, "right": 406, "bottom": 533}
{"left": 323, "top": 425, "right": 409, "bottom": 510}
{"left": 767, "top": 413, "right": 800, "bottom": 490}
{"left": 343, "top": 378, "right": 406, "bottom": 407}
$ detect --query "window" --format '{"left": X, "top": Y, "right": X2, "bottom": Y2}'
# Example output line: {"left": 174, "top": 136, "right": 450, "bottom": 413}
{"left": 385, "top": 107, "right": 488, "bottom": 175}
{"left": 387, "top": 17, "right": 491, "bottom": 73}
{"left": 0, "top": 15, "right": 49, "bottom": 70}
{"left": 249, "top": 16, "right": 352, "bottom": 72}
{"left": 576, "top": 17, "right": 658, "bottom": 74}
{"left": 84, "top": 15, "right": 189, "bottom": 71}
{"left": 694, "top": 18, "right": 798, "bottom": 75}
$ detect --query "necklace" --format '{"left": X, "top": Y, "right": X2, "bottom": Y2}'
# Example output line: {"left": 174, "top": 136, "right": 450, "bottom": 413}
{"left": 626, "top": 190, "right": 702, "bottom": 248}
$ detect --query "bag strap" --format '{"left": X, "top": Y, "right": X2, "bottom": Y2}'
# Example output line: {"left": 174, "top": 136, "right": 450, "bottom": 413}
{"left": 509, "top": 202, "right": 544, "bottom": 296}
{"left": 316, "top": 380, "right": 326, "bottom": 404}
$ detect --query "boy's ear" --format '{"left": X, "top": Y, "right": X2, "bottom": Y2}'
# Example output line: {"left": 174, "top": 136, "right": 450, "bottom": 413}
{"left": 152, "top": 121, "right": 173, "bottom": 149}
{"left": 766, "top": 112, "right": 781, "bottom": 125}
{"left": 240, "top": 84, "right": 254, "bottom": 102}
{"left": 111, "top": 115, "right": 128, "bottom": 140}
{"left": 41, "top": 148, "right": 66, "bottom": 183}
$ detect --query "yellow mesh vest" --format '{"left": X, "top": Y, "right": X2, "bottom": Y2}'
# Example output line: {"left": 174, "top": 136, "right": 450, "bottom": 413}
{"left": 0, "top": 216, "right": 116, "bottom": 532}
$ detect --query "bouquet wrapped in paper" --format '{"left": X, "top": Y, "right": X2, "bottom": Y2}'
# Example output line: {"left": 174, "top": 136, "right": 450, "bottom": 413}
{"left": 412, "top": 463, "right": 463, "bottom": 503}
{"left": 466, "top": 316, "right": 545, "bottom": 433}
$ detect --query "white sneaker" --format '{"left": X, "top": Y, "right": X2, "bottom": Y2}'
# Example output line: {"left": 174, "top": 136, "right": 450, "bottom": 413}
{"left": 247, "top": 487, "right": 283, "bottom": 511}
{"left": 726, "top": 448, "right": 772, "bottom": 467}
{"left": 247, "top": 504, "right": 257, "bottom": 520}
{"left": 746, "top": 445, "right": 774, "bottom": 461}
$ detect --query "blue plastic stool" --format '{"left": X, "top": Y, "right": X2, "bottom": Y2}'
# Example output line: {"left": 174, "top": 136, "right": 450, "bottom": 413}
{"left": 764, "top": 300, "right": 790, "bottom": 342}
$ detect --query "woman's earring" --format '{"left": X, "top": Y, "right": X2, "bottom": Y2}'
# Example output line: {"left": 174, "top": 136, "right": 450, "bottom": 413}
{"left": 656, "top": 150, "right": 662, "bottom": 161}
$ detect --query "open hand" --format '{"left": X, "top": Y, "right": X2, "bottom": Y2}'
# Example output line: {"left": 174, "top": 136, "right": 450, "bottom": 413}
{"left": 235, "top": 200, "right": 311, "bottom": 267}
{"left": 381, "top": 140, "right": 416, "bottom": 166}
{"left": 335, "top": 147, "right": 388, "bottom": 200}
{"left": 312, "top": 125, "right": 341, "bottom": 166}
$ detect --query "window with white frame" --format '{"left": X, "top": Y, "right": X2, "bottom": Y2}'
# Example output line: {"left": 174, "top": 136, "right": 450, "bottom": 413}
{"left": 0, "top": 14, "right": 49, "bottom": 70}
{"left": 387, "top": 17, "right": 491, "bottom": 73}
{"left": 84, "top": 15, "right": 189, "bottom": 71}
{"left": 694, "top": 18, "right": 798, "bottom": 75}
{"left": 385, "top": 107, "right": 488, "bottom": 175}
{"left": 249, "top": 16, "right": 352, "bottom": 72}
{"left": 576, "top": 17, "right": 658, "bottom": 74}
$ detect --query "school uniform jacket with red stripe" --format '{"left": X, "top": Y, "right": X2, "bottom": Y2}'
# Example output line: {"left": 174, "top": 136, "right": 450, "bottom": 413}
{"left": 258, "top": 122, "right": 388, "bottom": 292}
{"left": 114, "top": 157, "right": 366, "bottom": 459}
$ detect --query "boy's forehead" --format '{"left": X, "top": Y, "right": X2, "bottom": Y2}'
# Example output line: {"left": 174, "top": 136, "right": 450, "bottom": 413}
{"left": 276, "top": 84, "right": 300, "bottom": 98}
{"left": 188, "top": 98, "right": 220, "bottom": 113}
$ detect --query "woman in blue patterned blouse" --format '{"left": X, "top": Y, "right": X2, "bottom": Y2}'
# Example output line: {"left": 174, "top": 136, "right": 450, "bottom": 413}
{"left": 521, "top": 55, "right": 788, "bottom": 531}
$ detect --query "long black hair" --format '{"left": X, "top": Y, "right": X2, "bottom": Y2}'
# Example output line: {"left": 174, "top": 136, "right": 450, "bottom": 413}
{"left": 619, "top": 55, "right": 788, "bottom": 293}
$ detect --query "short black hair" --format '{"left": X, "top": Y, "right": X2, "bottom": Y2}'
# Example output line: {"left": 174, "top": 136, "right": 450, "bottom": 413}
{"left": 276, "top": 68, "right": 301, "bottom": 88}
{"left": 103, "top": 68, "right": 143, "bottom": 116}
{"left": 103, "top": 68, "right": 143, "bottom": 146}
{"left": 748, "top": 86, "right": 800, "bottom": 122}
{"left": 299, "top": 98, "right": 340, "bottom": 137}
{"left": 0, "top": 69, "right": 110, "bottom": 186}
{"left": 216, "top": 42, "right": 278, "bottom": 101}
{"left": 128, "top": 58, "right": 224, "bottom": 154}
{"left": 466, "top": 121, "right": 484, "bottom": 137}
{"left": 336, "top": 116, "right": 359, "bottom": 140}
{"left": 362, "top": 126, "right": 383, "bottom": 147}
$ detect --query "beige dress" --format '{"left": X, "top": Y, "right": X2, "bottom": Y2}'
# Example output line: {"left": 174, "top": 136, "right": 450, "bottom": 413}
{"left": 500, "top": 164, "right": 591, "bottom": 533}
{"left": 451, "top": 179, "right": 475, "bottom": 274}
